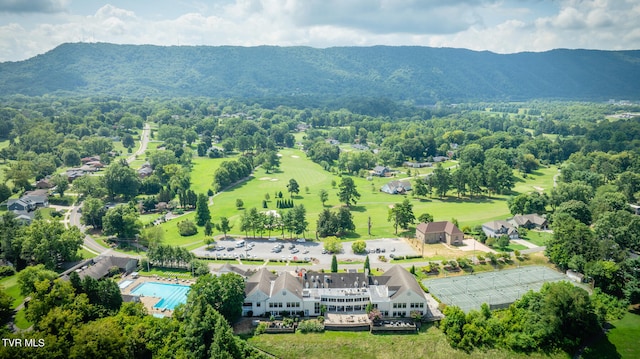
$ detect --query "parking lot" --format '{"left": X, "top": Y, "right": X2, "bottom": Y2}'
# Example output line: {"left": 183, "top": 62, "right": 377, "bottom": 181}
{"left": 192, "top": 237, "right": 419, "bottom": 266}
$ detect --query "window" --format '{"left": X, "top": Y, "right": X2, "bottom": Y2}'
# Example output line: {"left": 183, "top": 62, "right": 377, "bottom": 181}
{"left": 257, "top": 303, "right": 261, "bottom": 307}
{"left": 314, "top": 303, "right": 320, "bottom": 313}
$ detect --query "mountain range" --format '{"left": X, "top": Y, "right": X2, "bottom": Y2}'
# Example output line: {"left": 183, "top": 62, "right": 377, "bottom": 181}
{"left": 1, "top": 43, "right": 639, "bottom": 103}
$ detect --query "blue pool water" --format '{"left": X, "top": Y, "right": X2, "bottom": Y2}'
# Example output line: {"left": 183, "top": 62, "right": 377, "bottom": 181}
{"left": 130, "top": 282, "right": 191, "bottom": 310}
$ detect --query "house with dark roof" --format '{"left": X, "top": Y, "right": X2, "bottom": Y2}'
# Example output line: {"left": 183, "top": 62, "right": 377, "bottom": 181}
{"left": 482, "top": 220, "right": 519, "bottom": 239}
{"left": 243, "top": 265, "right": 441, "bottom": 320}
{"left": 372, "top": 165, "right": 391, "bottom": 177}
{"left": 75, "top": 256, "right": 139, "bottom": 280}
{"left": 7, "top": 199, "right": 36, "bottom": 212}
{"left": 137, "top": 162, "right": 153, "bottom": 178}
{"left": 22, "top": 191, "right": 49, "bottom": 208}
{"left": 416, "top": 221, "right": 464, "bottom": 246}
{"left": 381, "top": 180, "right": 412, "bottom": 194}
{"left": 509, "top": 214, "right": 548, "bottom": 230}
{"left": 35, "top": 178, "right": 54, "bottom": 189}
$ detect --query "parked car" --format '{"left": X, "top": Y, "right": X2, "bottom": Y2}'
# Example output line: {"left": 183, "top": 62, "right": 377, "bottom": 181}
{"left": 268, "top": 237, "right": 277, "bottom": 241}
{"left": 288, "top": 244, "right": 296, "bottom": 250}
{"left": 227, "top": 247, "right": 234, "bottom": 251}
{"left": 296, "top": 238, "right": 306, "bottom": 243}
{"left": 291, "top": 248, "right": 299, "bottom": 254}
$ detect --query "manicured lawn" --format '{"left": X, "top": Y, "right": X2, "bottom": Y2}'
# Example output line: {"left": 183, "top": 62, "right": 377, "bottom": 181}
{"left": 140, "top": 213, "right": 162, "bottom": 225}
{"left": 157, "top": 149, "right": 557, "bottom": 246}
{"left": 583, "top": 310, "right": 640, "bottom": 359}
{"left": 0, "top": 274, "right": 24, "bottom": 308}
{"left": 14, "top": 309, "right": 31, "bottom": 330}
{"left": 522, "top": 231, "right": 553, "bottom": 247}
{"left": 247, "top": 324, "right": 569, "bottom": 359}
{"left": 190, "top": 155, "right": 235, "bottom": 194}
{"left": 139, "top": 266, "right": 194, "bottom": 278}
{"left": 78, "top": 248, "right": 98, "bottom": 259}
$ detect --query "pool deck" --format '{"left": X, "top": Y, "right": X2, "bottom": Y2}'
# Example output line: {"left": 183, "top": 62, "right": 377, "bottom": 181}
{"left": 120, "top": 274, "right": 195, "bottom": 317}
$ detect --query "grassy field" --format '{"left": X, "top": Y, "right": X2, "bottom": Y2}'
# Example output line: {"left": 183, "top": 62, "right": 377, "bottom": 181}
{"left": 522, "top": 230, "right": 553, "bottom": 246}
{"left": 157, "top": 150, "right": 557, "bottom": 247}
{"left": 247, "top": 324, "right": 569, "bottom": 359}
{"left": 0, "top": 274, "right": 24, "bottom": 308}
{"left": 583, "top": 309, "right": 640, "bottom": 359}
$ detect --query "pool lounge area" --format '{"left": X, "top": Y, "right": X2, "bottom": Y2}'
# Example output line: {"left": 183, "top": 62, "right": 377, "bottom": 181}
{"left": 130, "top": 282, "right": 191, "bottom": 310}
{"left": 119, "top": 276, "right": 195, "bottom": 316}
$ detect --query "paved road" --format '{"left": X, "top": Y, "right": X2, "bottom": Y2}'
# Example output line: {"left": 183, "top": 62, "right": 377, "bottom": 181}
{"left": 68, "top": 123, "right": 151, "bottom": 256}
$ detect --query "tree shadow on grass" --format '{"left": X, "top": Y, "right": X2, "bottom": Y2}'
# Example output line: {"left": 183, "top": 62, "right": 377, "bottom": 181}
{"left": 348, "top": 205, "right": 367, "bottom": 212}
{"left": 340, "top": 232, "right": 362, "bottom": 239}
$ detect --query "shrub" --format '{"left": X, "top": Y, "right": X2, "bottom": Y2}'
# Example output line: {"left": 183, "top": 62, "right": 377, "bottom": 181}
{"left": 351, "top": 240, "right": 367, "bottom": 254}
{"left": 177, "top": 220, "right": 198, "bottom": 236}
{"left": 255, "top": 322, "right": 268, "bottom": 335}
{"left": 0, "top": 266, "right": 15, "bottom": 278}
{"left": 48, "top": 196, "right": 74, "bottom": 206}
{"left": 297, "top": 319, "right": 324, "bottom": 333}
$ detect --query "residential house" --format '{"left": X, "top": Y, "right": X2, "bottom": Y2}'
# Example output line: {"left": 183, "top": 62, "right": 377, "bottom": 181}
{"left": 380, "top": 180, "right": 412, "bottom": 195}
{"left": 22, "top": 190, "right": 49, "bottom": 208}
{"left": 35, "top": 178, "right": 54, "bottom": 189}
{"left": 7, "top": 199, "right": 36, "bottom": 212}
{"left": 12, "top": 211, "right": 35, "bottom": 225}
{"left": 630, "top": 204, "right": 640, "bottom": 215}
{"left": 482, "top": 220, "right": 519, "bottom": 239}
{"left": 243, "top": 265, "right": 439, "bottom": 320}
{"left": 416, "top": 221, "right": 464, "bottom": 246}
{"left": 81, "top": 156, "right": 101, "bottom": 164}
{"left": 509, "top": 214, "right": 548, "bottom": 230}
{"left": 351, "top": 144, "right": 369, "bottom": 151}
{"left": 432, "top": 156, "right": 449, "bottom": 163}
{"left": 325, "top": 139, "right": 340, "bottom": 146}
{"left": 137, "top": 162, "right": 153, "bottom": 178}
{"left": 371, "top": 165, "right": 391, "bottom": 177}
{"left": 403, "top": 161, "right": 432, "bottom": 168}
{"left": 66, "top": 169, "right": 85, "bottom": 182}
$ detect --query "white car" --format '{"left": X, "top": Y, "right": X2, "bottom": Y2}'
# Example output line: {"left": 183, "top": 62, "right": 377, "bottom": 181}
{"left": 296, "top": 238, "right": 306, "bottom": 243}
{"left": 268, "top": 237, "right": 277, "bottom": 241}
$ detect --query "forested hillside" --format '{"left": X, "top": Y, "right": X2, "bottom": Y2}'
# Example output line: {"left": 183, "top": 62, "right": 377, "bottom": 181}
{"left": 1, "top": 43, "right": 639, "bottom": 102}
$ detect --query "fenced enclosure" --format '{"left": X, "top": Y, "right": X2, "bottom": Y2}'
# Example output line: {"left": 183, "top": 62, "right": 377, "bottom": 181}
{"left": 423, "top": 266, "right": 568, "bottom": 312}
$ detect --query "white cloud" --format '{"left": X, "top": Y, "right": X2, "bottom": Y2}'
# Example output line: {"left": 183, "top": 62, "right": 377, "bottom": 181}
{"left": 1, "top": 0, "right": 639, "bottom": 62}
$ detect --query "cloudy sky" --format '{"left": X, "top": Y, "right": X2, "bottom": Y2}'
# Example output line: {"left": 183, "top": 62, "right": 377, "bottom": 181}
{"left": 1, "top": 0, "right": 639, "bottom": 62}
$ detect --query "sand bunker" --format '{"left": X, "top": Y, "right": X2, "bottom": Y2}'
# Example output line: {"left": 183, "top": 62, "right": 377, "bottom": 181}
{"left": 259, "top": 177, "right": 271, "bottom": 181}
{"left": 291, "top": 155, "right": 300, "bottom": 158}
{"left": 270, "top": 178, "right": 279, "bottom": 181}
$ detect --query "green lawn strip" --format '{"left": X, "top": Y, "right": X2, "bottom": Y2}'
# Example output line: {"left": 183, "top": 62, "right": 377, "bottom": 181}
{"left": 506, "top": 243, "right": 528, "bottom": 251}
{"left": 78, "top": 248, "right": 97, "bottom": 259}
{"left": 190, "top": 156, "right": 235, "bottom": 194}
{"left": 14, "top": 309, "right": 31, "bottom": 330}
{"left": 247, "top": 325, "right": 568, "bottom": 359}
{"left": 583, "top": 310, "right": 640, "bottom": 359}
{"left": 0, "top": 275, "right": 24, "bottom": 308}
{"left": 139, "top": 213, "right": 162, "bottom": 225}
{"left": 139, "top": 267, "right": 193, "bottom": 278}
{"left": 522, "top": 231, "right": 552, "bottom": 246}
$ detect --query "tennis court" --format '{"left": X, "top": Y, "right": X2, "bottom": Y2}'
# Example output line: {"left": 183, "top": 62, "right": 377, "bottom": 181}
{"left": 423, "top": 266, "right": 569, "bottom": 312}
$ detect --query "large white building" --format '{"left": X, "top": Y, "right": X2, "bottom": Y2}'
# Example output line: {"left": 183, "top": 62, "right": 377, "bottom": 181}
{"left": 243, "top": 265, "right": 440, "bottom": 319}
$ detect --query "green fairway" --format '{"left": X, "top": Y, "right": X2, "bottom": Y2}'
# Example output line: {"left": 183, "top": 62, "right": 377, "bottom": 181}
{"left": 156, "top": 149, "right": 558, "bottom": 244}
{"left": 190, "top": 155, "right": 235, "bottom": 194}
{"left": 248, "top": 324, "right": 568, "bottom": 359}
{"left": 583, "top": 310, "right": 640, "bottom": 359}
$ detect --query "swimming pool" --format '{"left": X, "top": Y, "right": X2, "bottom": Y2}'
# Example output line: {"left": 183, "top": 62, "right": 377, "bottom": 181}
{"left": 130, "top": 282, "right": 191, "bottom": 310}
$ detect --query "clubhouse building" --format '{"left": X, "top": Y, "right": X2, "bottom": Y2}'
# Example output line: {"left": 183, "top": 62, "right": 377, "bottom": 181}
{"left": 243, "top": 265, "right": 442, "bottom": 320}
